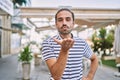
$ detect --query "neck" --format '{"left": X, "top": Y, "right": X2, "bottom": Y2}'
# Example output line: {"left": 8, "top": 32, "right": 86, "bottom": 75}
{"left": 60, "top": 33, "right": 73, "bottom": 39}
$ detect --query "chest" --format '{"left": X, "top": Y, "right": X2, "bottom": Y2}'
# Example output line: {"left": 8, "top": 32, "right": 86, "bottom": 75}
{"left": 51, "top": 42, "right": 85, "bottom": 59}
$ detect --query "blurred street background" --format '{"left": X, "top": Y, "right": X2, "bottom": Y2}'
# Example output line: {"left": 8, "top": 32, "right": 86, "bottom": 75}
{"left": 0, "top": 0, "right": 120, "bottom": 80}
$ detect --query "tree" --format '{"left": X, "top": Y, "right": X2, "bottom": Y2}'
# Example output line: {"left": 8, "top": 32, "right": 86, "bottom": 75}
{"left": 92, "top": 31, "right": 101, "bottom": 53}
{"left": 92, "top": 27, "right": 114, "bottom": 57}
{"left": 99, "top": 27, "right": 107, "bottom": 55}
{"left": 105, "top": 29, "right": 114, "bottom": 53}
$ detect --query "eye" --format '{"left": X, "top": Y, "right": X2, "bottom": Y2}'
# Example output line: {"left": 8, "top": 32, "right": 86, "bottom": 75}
{"left": 66, "top": 17, "right": 71, "bottom": 21}
{"left": 57, "top": 18, "right": 63, "bottom": 22}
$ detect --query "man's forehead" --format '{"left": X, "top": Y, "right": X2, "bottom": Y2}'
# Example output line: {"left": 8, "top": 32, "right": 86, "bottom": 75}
{"left": 57, "top": 11, "right": 72, "bottom": 18}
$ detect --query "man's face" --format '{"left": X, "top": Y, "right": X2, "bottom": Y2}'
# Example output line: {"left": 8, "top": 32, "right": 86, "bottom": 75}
{"left": 56, "top": 10, "right": 74, "bottom": 35}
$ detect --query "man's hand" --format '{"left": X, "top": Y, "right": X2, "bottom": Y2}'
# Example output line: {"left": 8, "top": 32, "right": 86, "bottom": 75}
{"left": 53, "top": 38, "right": 74, "bottom": 51}
{"left": 82, "top": 76, "right": 89, "bottom": 80}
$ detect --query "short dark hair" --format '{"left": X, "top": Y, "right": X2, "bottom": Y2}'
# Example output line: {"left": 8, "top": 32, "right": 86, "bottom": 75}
{"left": 55, "top": 8, "right": 75, "bottom": 22}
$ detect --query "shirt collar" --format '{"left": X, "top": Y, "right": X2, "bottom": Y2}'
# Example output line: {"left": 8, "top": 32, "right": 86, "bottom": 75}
{"left": 58, "top": 33, "right": 73, "bottom": 40}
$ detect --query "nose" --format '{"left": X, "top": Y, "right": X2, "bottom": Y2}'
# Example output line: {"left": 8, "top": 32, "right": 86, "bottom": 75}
{"left": 63, "top": 19, "right": 67, "bottom": 25}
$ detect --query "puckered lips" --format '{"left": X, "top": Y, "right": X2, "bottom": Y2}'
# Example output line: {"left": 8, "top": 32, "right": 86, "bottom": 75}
{"left": 62, "top": 26, "right": 69, "bottom": 31}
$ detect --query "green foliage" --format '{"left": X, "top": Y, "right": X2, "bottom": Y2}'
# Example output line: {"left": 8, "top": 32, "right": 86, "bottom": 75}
{"left": 98, "top": 28, "right": 107, "bottom": 51}
{"left": 18, "top": 44, "right": 33, "bottom": 63}
{"left": 99, "top": 27, "right": 106, "bottom": 39}
{"left": 92, "top": 27, "right": 114, "bottom": 56}
{"left": 105, "top": 32, "right": 114, "bottom": 49}
{"left": 92, "top": 31, "right": 101, "bottom": 52}
{"left": 102, "top": 59, "right": 117, "bottom": 68}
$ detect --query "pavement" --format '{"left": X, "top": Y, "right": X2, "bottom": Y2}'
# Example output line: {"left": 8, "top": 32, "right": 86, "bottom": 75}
{"left": 0, "top": 53, "right": 120, "bottom": 80}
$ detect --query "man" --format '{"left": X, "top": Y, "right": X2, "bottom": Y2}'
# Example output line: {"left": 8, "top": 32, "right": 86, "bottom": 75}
{"left": 42, "top": 8, "right": 98, "bottom": 80}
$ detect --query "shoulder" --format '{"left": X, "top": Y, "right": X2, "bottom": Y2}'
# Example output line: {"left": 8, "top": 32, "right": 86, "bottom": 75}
{"left": 42, "top": 35, "right": 58, "bottom": 44}
{"left": 73, "top": 36, "right": 86, "bottom": 43}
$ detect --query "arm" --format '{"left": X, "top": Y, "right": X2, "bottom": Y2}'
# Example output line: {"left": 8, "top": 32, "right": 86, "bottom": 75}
{"left": 46, "top": 50, "right": 68, "bottom": 80}
{"left": 83, "top": 53, "right": 98, "bottom": 80}
{"left": 46, "top": 38, "right": 74, "bottom": 80}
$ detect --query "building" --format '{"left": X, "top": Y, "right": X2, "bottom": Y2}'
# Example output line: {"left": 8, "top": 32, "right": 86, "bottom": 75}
{"left": 0, "top": 0, "right": 13, "bottom": 57}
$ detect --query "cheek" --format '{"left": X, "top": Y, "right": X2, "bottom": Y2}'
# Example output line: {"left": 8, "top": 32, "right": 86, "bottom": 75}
{"left": 56, "top": 22, "right": 62, "bottom": 27}
{"left": 71, "top": 23, "right": 74, "bottom": 28}
{"left": 72, "top": 24, "right": 74, "bottom": 28}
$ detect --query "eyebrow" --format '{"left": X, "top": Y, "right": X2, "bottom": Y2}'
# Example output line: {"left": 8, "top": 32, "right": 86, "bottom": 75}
{"left": 57, "top": 16, "right": 71, "bottom": 19}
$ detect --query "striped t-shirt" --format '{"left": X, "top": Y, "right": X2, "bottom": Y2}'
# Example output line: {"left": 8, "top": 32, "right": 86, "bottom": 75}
{"left": 42, "top": 34, "right": 93, "bottom": 80}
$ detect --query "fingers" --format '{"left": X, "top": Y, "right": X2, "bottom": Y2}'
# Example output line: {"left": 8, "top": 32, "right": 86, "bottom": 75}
{"left": 64, "top": 38, "right": 74, "bottom": 48}
{"left": 82, "top": 76, "right": 89, "bottom": 80}
{"left": 69, "top": 39, "right": 74, "bottom": 47}
{"left": 53, "top": 38, "right": 74, "bottom": 52}
{"left": 53, "top": 38, "right": 74, "bottom": 48}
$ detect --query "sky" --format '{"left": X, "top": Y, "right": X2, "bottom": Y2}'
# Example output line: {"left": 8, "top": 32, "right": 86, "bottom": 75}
{"left": 31, "top": 0, "right": 120, "bottom": 9}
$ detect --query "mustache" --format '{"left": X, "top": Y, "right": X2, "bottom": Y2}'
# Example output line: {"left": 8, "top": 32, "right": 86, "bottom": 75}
{"left": 61, "top": 24, "right": 69, "bottom": 29}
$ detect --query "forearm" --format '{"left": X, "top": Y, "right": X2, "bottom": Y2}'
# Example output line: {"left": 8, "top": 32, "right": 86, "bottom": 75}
{"left": 87, "top": 55, "right": 98, "bottom": 80}
{"left": 50, "top": 50, "right": 69, "bottom": 80}
{"left": 49, "top": 38, "right": 74, "bottom": 80}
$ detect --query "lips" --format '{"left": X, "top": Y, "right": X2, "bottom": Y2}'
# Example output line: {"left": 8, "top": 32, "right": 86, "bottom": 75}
{"left": 61, "top": 26, "right": 69, "bottom": 30}
{"left": 63, "top": 26, "right": 68, "bottom": 29}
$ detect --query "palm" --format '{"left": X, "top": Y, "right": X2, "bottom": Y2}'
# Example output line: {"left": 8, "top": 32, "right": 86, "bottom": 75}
{"left": 53, "top": 38, "right": 74, "bottom": 51}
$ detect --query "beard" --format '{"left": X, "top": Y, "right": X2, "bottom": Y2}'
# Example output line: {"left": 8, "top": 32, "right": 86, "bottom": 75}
{"left": 58, "top": 24, "right": 73, "bottom": 35}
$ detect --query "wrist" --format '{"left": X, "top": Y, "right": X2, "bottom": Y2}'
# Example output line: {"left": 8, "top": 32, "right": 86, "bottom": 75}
{"left": 87, "top": 74, "right": 93, "bottom": 80}
{"left": 60, "top": 48, "right": 69, "bottom": 55}
{"left": 61, "top": 48, "right": 69, "bottom": 53}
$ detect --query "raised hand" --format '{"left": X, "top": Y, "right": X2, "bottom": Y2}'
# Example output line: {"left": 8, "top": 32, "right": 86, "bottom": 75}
{"left": 53, "top": 38, "right": 74, "bottom": 52}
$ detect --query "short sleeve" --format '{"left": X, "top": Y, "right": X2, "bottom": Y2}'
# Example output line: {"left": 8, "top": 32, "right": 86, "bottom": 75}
{"left": 42, "top": 39, "right": 56, "bottom": 61}
{"left": 83, "top": 41, "right": 93, "bottom": 59}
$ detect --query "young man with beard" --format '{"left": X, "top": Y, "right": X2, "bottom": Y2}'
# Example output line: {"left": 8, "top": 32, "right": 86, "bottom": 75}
{"left": 42, "top": 8, "right": 98, "bottom": 80}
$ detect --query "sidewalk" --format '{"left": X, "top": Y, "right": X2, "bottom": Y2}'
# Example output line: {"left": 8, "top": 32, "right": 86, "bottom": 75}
{"left": 94, "top": 66, "right": 120, "bottom": 80}
{"left": 0, "top": 53, "right": 120, "bottom": 80}
{"left": 0, "top": 53, "right": 50, "bottom": 80}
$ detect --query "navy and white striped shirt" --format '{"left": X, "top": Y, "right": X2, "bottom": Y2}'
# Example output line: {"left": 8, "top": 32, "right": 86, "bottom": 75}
{"left": 42, "top": 34, "right": 93, "bottom": 80}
